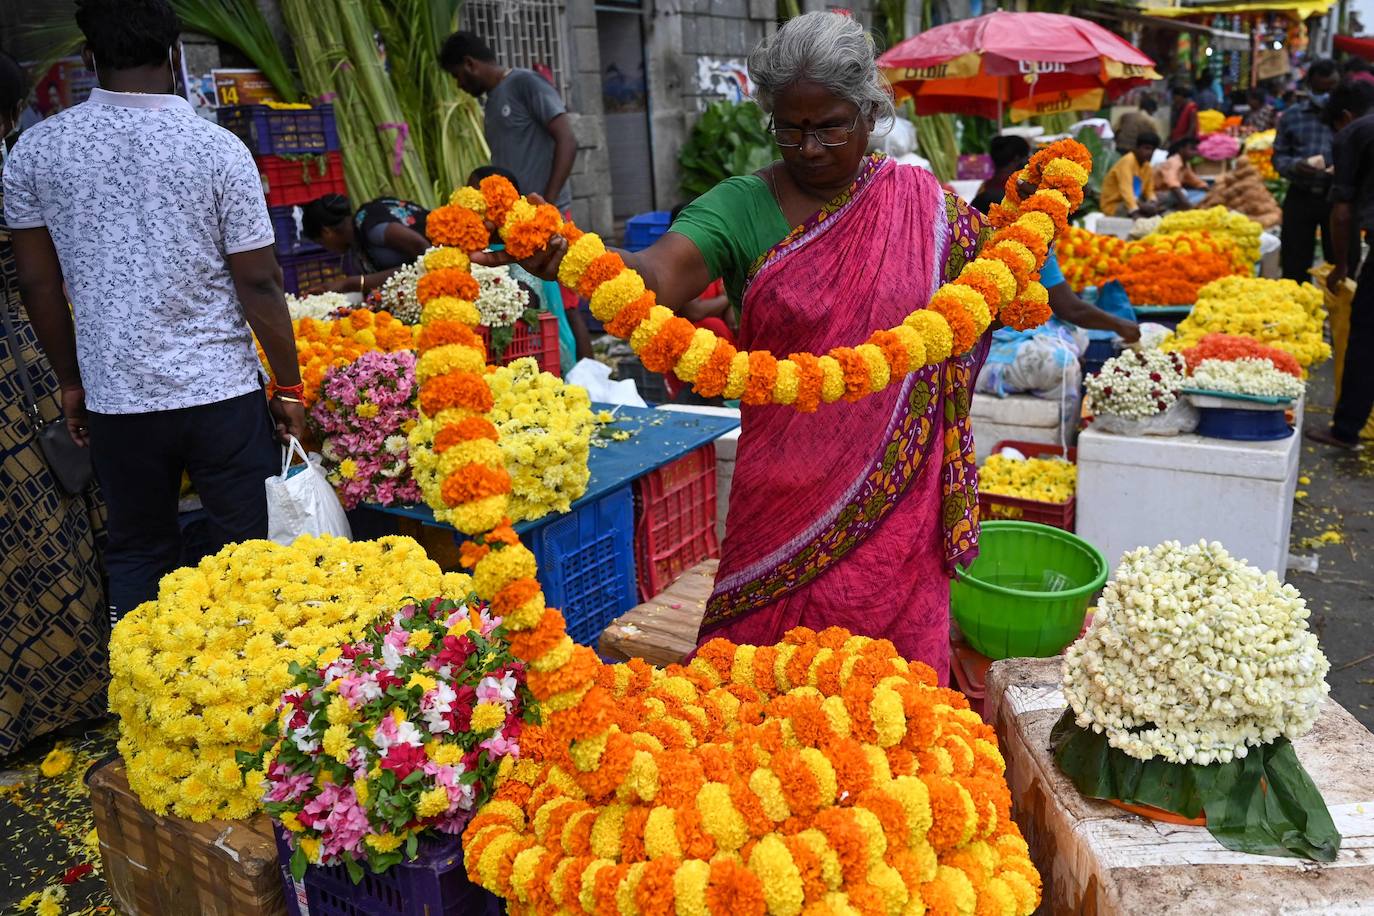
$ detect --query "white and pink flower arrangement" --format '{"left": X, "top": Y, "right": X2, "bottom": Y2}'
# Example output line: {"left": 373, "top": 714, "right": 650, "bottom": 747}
{"left": 310, "top": 350, "right": 423, "bottom": 509}
{"left": 1085, "top": 348, "right": 1188, "bottom": 419}
{"left": 243, "top": 595, "right": 536, "bottom": 882}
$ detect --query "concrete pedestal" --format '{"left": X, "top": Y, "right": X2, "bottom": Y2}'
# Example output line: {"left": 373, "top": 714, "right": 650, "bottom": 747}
{"left": 986, "top": 657, "right": 1374, "bottom": 916}
{"left": 1076, "top": 422, "right": 1300, "bottom": 577}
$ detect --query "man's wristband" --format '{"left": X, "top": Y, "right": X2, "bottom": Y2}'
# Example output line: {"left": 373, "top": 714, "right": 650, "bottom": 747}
{"left": 271, "top": 382, "right": 305, "bottom": 400}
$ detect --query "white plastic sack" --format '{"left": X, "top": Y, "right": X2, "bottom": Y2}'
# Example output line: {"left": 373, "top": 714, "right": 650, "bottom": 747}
{"left": 266, "top": 437, "right": 352, "bottom": 545}
{"left": 871, "top": 116, "right": 918, "bottom": 158}
{"left": 565, "top": 358, "right": 647, "bottom": 407}
{"left": 1004, "top": 335, "right": 1082, "bottom": 399}
{"left": 1092, "top": 398, "right": 1199, "bottom": 437}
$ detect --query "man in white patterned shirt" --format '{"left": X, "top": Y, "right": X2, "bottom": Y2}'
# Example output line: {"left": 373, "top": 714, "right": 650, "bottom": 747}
{"left": 5, "top": 0, "right": 304, "bottom": 617}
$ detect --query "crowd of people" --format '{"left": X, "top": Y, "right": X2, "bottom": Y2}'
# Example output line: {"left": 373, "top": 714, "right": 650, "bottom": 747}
{"left": 1, "top": 0, "right": 1372, "bottom": 769}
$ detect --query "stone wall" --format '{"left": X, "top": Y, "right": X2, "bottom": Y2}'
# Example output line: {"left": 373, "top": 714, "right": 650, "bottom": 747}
{"left": 565, "top": 0, "right": 617, "bottom": 237}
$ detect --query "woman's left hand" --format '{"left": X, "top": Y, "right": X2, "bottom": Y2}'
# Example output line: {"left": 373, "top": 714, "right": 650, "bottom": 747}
{"left": 469, "top": 193, "right": 569, "bottom": 282}
{"left": 304, "top": 278, "right": 349, "bottom": 295}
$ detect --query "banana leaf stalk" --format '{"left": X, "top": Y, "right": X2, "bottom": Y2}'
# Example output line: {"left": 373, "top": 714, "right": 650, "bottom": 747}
{"left": 362, "top": 0, "right": 489, "bottom": 199}
{"left": 281, "top": 0, "right": 435, "bottom": 206}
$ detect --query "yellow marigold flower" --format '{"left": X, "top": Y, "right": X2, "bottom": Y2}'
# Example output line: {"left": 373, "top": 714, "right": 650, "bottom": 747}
{"left": 854, "top": 343, "right": 890, "bottom": 393}
{"left": 964, "top": 258, "right": 1017, "bottom": 307}
{"left": 749, "top": 834, "right": 805, "bottom": 916}
{"left": 643, "top": 806, "right": 681, "bottom": 859}
{"left": 416, "top": 786, "right": 451, "bottom": 819}
{"left": 406, "top": 629, "right": 434, "bottom": 652}
{"left": 39, "top": 747, "right": 74, "bottom": 778}
{"left": 629, "top": 305, "right": 674, "bottom": 353}
{"left": 724, "top": 351, "right": 751, "bottom": 400}
{"left": 905, "top": 310, "right": 953, "bottom": 364}
{"left": 672, "top": 859, "right": 711, "bottom": 916}
{"left": 355, "top": 402, "right": 380, "bottom": 419}
{"left": 470, "top": 701, "right": 507, "bottom": 734}
{"left": 696, "top": 781, "right": 748, "bottom": 851}
{"left": 365, "top": 832, "right": 406, "bottom": 853}
{"left": 322, "top": 723, "right": 352, "bottom": 763}
{"left": 588, "top": 269, "right": 646, "bottom": 322}
{"left": 279, "top": 811, "right": 303, "bottom": 833}
{"left": 420, "top": 295, "right": 481, "bottom": 327}
{"left": 772, "top": 358, "right": 801, "bottom": 404}
{"left": 448, "top": 186, "right": 487, "bottom": 214}
{"left": 674, "top": 328, "right": 718, "bottom": 382}
{"left": 407, "top": 672, "right": 437, "bottom": 693}
{"left": 817, "top": 355, "right": 845, "bottom": 403}
{"left": 558, "top": 234, "right": 607, "bottom": 289}
{"left": 338, "top": 458, "right": 358, "bottom": 480}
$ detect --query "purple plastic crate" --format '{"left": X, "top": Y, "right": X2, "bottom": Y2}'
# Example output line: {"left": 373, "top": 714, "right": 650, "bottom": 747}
{"left": 280, "top": 250, "right": 345, "bottom": 296}
{"left": 219, "top": 104, "right": 341, "bottom": 156}
{"left": 270, "top": 205, "right": 324, "bottom": 256}
{"left": 274, "top": 823, "right": 501, "bottom": 916}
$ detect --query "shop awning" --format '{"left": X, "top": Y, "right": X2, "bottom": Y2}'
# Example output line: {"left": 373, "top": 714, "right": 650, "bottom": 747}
{"left": 1334, "top": 34, "right": 1374, "bottom": 60}
{"left": 1140, "top": 0, "right": 1336, "bottom": 18}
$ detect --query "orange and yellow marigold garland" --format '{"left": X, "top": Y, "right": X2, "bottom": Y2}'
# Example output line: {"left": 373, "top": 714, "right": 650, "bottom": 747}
{"left": 435, "top": 142, "right": 1087, "bottom": 415}
{"left": 397, "top": 169, "right": 1049, "bottom": 914}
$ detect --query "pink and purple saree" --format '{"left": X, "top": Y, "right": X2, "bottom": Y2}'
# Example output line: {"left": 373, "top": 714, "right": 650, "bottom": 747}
{"left": 699, "top": 155, "right": 989, "bottom": 682}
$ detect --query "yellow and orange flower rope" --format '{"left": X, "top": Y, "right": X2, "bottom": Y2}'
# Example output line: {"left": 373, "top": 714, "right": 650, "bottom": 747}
{"left": 395, "top": 154, "right": 1092, "bottom": 910}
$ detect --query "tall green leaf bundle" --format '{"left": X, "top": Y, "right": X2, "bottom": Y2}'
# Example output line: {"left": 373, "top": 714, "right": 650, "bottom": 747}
{"left": 677, "top": 101, "right": 777, "bottom": 198}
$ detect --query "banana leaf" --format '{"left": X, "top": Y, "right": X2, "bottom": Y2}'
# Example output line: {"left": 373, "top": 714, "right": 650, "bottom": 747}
{"left": 1051, "top": 710, "right": 1341, "bottom": 862}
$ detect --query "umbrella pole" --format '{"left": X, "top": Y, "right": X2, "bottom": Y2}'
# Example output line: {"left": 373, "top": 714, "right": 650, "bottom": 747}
{"left": 997, "top": 80, "right": 1003, "bottom": 129}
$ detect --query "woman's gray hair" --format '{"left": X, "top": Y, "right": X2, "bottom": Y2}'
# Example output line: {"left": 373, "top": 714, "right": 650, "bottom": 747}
{"left": 748, "top": 12, "right": 896, "bottom": 125}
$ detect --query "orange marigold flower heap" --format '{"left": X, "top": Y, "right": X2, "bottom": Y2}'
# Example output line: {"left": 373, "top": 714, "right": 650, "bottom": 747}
{"left": 1111, "top": 232, "right": 1248, "bottom": 306}
{"left": 457, "top": 601, "right": 1041, "bottom": 915}
{"left": 451, "top": 150, "right": 1089, "bottom": 414}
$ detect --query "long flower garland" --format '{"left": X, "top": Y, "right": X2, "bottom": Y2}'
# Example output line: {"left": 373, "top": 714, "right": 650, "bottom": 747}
{"left": 424, "top": 143, "right": 1088, "bottom": 415}
{"left": 391, "top": 161, "right": 1084, "bottom": 910}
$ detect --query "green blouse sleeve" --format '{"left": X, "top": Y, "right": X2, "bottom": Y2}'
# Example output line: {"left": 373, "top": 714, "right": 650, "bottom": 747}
{"left": 667, "top": 174, "right": 790, "bottom": 309}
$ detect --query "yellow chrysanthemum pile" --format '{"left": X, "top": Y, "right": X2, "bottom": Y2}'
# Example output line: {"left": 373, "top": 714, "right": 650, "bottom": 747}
{"left": 1154, "top": 207, "right": 1262, "bottom": 264}
{"left": 1163, "top": 276, "right": 1331, "bottom": 371}
{"left": 108, "top": 535, "right": 469, "bottom": 821}
{"left": 979, "top": 453, "right": 1076, "bottom": 504}
{"left": 488, "top": 357, "right": 595, "bottom": 522}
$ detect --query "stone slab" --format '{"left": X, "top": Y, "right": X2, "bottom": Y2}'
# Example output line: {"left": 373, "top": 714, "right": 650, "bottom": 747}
{"left": 598, "top": 559, "right": 716, "bottom": 667}
{"left": 986, "top": 657, "right": 1374, "bottom": 916}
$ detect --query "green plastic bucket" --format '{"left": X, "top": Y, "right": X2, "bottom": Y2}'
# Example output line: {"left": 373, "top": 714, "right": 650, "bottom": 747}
{"left": 951, "top": 521, "right": 1108, "bottom": 660}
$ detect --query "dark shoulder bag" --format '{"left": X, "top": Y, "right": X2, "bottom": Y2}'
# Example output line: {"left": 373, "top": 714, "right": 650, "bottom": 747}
{"left": 0, "top": 304, "right": 93, "bottom": 494}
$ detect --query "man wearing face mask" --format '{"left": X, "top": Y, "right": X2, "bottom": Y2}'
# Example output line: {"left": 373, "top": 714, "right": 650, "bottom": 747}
{"left": 1273, "top": 58, "right": 1341, "bottom": 281}
{"left": 3, "top": 0, "right": 304, "bottom": 619}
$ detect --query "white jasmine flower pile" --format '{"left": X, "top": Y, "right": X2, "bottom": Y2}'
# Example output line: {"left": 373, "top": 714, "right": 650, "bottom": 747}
{"left": 286, "top": 291, "right": 352, "bottom": 321}
{"left": 471, "top": 263, "right": 531, "bottom": 329}
{"left": 1063, "top": 540, "right": 1329, "bottom": 766}
{"left": 378, "top": 260, "right": 425, "bottom": 324}
{"left": 1190, "top": 357, "right": 1306, "bottom": 401}
{"left": 1084, "top": 348, "right": 1187, "bottom": 419}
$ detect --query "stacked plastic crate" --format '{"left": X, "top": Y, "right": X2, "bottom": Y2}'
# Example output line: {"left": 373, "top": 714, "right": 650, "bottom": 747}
{"left": 217, "top": 104, "right": 348, "bottom": 294}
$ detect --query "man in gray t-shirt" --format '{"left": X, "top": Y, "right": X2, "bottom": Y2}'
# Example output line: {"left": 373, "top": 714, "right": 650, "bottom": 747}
{"left": 442, "top": 32, "right": 575, "bottom": 213}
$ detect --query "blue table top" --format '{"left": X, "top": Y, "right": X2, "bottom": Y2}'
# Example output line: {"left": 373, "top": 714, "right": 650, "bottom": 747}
{"left": 364, "top": 404, "right": 739, "bottom": 534}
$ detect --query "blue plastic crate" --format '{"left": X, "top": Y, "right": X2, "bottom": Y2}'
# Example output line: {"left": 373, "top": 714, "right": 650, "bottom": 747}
{"left": 624, "top": 210, "right": 672, "bottom": 252}
{"left": 281, "top": 250, "right": 346, "bottom": 296}
{"left": 522, "top": 485, "right": 637, "bottom": 645}
{"left": 219, "top": 104, "right": 341, "bottom": 156}
{"left": 270, "top": 205, "right": 324, "bottom": 256}
{"left": 1195, "top": 405, "right": 1294, "bottom": 441}
{"left": 275, "top": 824, "right": 499, "bottom": 916}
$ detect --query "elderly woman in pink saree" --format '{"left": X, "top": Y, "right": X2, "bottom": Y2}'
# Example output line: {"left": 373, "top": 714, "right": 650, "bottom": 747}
{"left": 496, "top": 12, "right": 989, "bottom": 681}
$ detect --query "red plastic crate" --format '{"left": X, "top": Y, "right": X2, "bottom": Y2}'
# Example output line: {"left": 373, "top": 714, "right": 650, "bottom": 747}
{"left": 634, "top": 444, "right": 718, "bottom": 600}
{"left": 977, "top": 439, "right": 1077, "bottom": 532}
{"left": 478, "top": 310, "right": 561, "bottom": 376}
{"left": 259, "top": 152, "right": 346, "bottom": 208}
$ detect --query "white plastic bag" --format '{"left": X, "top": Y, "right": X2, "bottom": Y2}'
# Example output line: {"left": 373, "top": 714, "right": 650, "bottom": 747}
{"left": 1092, "top": 398, "right": 1199, "bottom": 437}
{"left": 265, "top": 437, "right": 352, "bottom": 545}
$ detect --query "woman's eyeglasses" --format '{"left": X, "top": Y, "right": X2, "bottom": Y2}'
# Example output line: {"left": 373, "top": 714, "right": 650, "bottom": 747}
{"left": 768, "top": 113, "right": 862, "bottom": 148}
